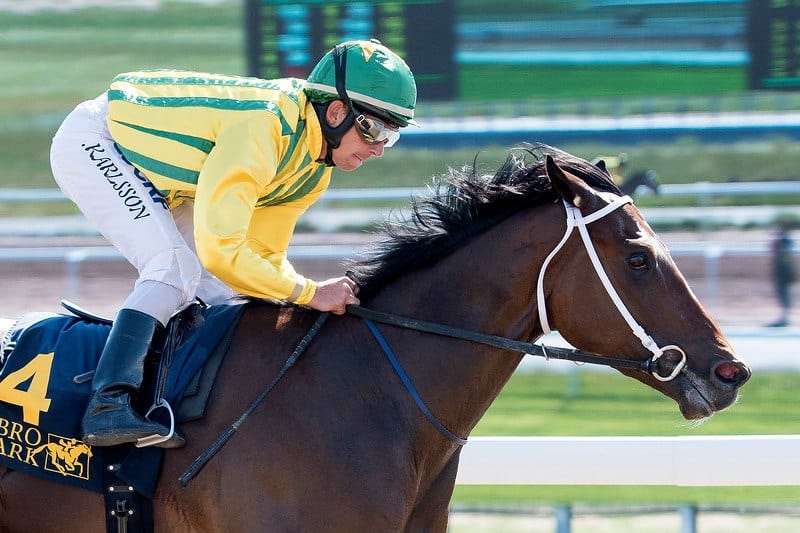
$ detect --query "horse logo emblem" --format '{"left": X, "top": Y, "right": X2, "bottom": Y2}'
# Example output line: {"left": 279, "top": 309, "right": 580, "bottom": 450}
{"left": 30, "top": 434, "right": 92, "bottom": 480}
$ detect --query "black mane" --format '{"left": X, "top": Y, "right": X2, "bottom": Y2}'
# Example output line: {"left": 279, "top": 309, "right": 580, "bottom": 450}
{"left": 347, "top": 142, "right": 621, "bottom": 298}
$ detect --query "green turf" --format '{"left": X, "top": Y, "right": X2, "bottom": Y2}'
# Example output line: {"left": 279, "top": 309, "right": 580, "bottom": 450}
{"left": 3, "top": 0, "right": 792, "bottom": 197}
{"left": 473, "top": 370, "right": 800, "bottom": 437}
{"left": 459, "top": 64, "right": 745, "bottom": 101}
{"left": 0, "top": 4, "right": 244, "bottom": 121}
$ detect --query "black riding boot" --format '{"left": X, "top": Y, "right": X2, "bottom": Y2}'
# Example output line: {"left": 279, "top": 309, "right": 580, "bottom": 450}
{"left": 81, "top": 309, "right": 185, "bottom": 448}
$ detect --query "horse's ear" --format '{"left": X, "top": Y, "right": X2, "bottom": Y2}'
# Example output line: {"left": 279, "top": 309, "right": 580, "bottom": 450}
{"left": 546, "top": 155, "right": 595, "bottom": 209}
{"left": 594, "top": 159, "right": 607, "bottom": 172}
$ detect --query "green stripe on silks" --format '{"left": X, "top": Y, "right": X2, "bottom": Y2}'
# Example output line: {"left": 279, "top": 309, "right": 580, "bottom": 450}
{"left": 256, "top": 184, "right": 286, "bottom": 206}
{"left": 276, "top": 120, "right": 306, "bottom": 174}
{"left": 115, "top": 144, "right": 200, "bottom": 185}
{"left": 272, "top": 162, "right": 320, "bottom": 202}
{"left": 112, "top": 120, "right": 215, "bottom": 154}
{"left": 112, "top": 74, "right": 304, "bottom": 106}
{"left": 108, "top": 89, "right": 276, "bottom": 112}
{"left": 256, "top": 165, "right": 327, "bottom": 207}
{"left": 107, "top": 90, "right": 294, "bottom": 135}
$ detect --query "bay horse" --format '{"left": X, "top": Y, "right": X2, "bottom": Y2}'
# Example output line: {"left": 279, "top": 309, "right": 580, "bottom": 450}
{"left": 0, "top": 143, "right": 749, "bottom": 532}
{"left": 619, "top": 169, "right": 660, "bottom": 197}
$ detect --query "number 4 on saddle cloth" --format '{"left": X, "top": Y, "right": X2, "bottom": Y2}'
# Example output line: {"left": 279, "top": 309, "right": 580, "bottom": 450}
{"left": 0, "top": 301, "right": 244, "bottom": 499}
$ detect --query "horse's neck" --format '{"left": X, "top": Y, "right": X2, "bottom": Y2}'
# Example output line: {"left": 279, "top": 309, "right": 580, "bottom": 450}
{"left": 368, "top": 209, "right": 553, "bottom": 443}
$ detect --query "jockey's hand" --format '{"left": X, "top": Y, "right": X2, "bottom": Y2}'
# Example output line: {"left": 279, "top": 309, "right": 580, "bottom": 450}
{"left": 307, "top": 276, "right": 360, "bottom": 315}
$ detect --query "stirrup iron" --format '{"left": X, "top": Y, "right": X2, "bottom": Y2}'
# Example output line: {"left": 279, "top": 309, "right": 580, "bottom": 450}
{"left": 136, "top": 399, "right": 177, "bottom": 448}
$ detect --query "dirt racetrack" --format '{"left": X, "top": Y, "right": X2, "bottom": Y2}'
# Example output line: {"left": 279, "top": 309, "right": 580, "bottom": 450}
{"left": 0, "top": 230, "right": 796, "bottom": 329}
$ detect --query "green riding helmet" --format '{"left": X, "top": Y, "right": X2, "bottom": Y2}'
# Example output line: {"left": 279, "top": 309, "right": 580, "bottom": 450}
{"left": 305, "top": 39, "right": 417, "bottom": 127}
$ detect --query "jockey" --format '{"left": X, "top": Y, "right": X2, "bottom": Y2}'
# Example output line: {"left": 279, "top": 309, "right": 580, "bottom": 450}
{"left": 49, "top": 40, "right": 417, "bottom": 448}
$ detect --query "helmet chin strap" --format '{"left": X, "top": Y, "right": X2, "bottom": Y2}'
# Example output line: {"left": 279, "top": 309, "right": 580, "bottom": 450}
{"left": 313, "top": 101, "right": 355, "bottom": 167}
{"left": 314, "top": 43, "right": 357, "bottom": 167}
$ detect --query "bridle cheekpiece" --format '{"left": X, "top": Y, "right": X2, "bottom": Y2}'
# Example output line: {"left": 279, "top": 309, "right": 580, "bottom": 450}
{"left": 536, "top": 195, "right": 687, "bottom": 382}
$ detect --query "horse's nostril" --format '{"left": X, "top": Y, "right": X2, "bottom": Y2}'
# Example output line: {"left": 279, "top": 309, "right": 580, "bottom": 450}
{"left": 714, "top": 362, "right": 749, "bottom": 385}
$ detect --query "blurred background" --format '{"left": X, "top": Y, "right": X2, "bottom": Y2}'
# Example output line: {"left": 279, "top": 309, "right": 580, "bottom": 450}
{"left": 0, "top": 0, "right": 798, "bottom": 531}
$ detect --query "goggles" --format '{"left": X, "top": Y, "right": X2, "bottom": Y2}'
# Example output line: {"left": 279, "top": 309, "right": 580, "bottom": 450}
{"left": 355, "top": 114, "right": 400, "bottom": 147}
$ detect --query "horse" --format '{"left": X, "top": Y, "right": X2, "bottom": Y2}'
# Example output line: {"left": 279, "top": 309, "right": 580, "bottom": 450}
{"left": 591, "top": 155, "right": 659, "bottom": 197}
{"left": 0, "top": 143, "right": 750, "bottom": 532}
{"left": 619, "top": 169, "right": 660, "bottom": 197}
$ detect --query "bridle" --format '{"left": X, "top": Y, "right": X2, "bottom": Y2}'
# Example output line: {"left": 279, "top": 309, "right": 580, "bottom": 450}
{"left": 343, "top": 193, "right": 689, "bottom": 446}
{"left": 537, "top": 194, "right": 687, "bottom": 382}
{"left": 349, "top": 194, "right": 687, "bottom": 383}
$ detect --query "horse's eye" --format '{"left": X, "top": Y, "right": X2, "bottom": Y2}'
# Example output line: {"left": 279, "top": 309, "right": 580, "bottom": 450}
{"left": 627, "top": 252, "right": 649, "bottom": 270}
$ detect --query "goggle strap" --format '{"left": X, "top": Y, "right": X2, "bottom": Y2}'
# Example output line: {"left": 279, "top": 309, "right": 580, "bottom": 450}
{"left": 353, "top": 101, "right": 403, "bottom": 129}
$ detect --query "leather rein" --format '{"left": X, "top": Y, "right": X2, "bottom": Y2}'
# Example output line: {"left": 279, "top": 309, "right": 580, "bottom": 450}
{"left": 346, "top": 304, "right": 653, "bottom": 373}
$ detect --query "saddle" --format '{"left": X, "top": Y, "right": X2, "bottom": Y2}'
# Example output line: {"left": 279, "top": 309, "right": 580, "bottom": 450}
{"left": 0, "top": 300, "right": 246, "bottom": 533}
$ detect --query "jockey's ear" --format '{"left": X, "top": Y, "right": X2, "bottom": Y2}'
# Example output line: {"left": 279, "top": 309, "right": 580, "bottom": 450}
{"left": 325, "top": 100, "right": 350, "bottom": 128}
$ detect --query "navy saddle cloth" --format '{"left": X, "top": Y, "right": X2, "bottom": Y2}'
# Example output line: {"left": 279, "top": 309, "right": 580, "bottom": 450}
{"left": 0, "top": 303, "right": 244, "bottom": 498}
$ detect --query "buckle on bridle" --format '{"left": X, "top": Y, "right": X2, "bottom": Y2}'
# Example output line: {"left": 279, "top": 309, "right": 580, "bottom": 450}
{"left": 648, "top": 345, "right": 687, "bottom": 382}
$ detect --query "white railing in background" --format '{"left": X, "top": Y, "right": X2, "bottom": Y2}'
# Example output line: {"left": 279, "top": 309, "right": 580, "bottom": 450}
{"left": 2, "top": 182, "right": 799, "bottom": 235}
{"left": 455, "top": 435, "right": 800, "bottom": 533}
{"left": 2, "top": 180, "right": 799, "bottom": 204}
{"left": 457, "top": 435, "right": 800, "bottom": 486}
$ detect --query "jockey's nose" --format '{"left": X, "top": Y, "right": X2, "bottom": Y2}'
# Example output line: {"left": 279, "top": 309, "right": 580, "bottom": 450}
{"left": 369, "top": 142, "right": 385, "bottom": 158}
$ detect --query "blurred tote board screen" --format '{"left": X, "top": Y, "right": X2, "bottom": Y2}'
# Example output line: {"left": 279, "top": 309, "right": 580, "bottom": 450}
{"left": 748, "top": 0, "right": 800, "bottom": 89}
{"left": 244, "top": 0, "right": 457, "bottom": 100}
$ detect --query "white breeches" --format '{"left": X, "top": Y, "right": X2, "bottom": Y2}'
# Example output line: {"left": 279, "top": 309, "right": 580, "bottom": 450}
{"left": 49, "top": 93, "right": 236, "bottom": 325}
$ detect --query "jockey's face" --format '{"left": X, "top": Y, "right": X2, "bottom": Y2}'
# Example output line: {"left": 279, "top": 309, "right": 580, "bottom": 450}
{"left": 323, "top": 100, "right": 387, "bottom": 171}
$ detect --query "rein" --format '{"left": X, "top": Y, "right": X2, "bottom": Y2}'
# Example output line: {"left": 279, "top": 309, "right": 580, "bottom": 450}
{"left": 347, "top": 305, "right": 651, "bottom": 372}
{"left": 349, "top": 305, "right": 657, "bottom": 447}
{"left": 179, "top": 312, "right": 330, "bottom": 487}
{"left": 348, "top": 195, "right": 687, "bottom": 383}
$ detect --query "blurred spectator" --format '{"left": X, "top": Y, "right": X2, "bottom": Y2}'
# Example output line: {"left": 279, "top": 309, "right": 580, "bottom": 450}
{"left": 767, "top": 224, "right": 796, "bottom": 327}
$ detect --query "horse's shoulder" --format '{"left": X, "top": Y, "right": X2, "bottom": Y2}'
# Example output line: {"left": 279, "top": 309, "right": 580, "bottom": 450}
{"left": 239, "top": 302, "right": 322, "bottom": 333}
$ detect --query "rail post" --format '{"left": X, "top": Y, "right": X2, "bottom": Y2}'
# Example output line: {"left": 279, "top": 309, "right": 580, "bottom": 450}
{"left": 680, "top": 504, "right": 697, "bottom": 533}
{"left": 554, "top": 504, "right": 571, "bottom": 533}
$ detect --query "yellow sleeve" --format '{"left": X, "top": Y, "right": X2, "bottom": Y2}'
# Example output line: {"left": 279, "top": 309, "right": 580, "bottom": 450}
{"left": 245, "top": 201, "right": 319, "bottom": 304}
{"left": 192, "top": 114, "right": 314, "bottom": 303}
